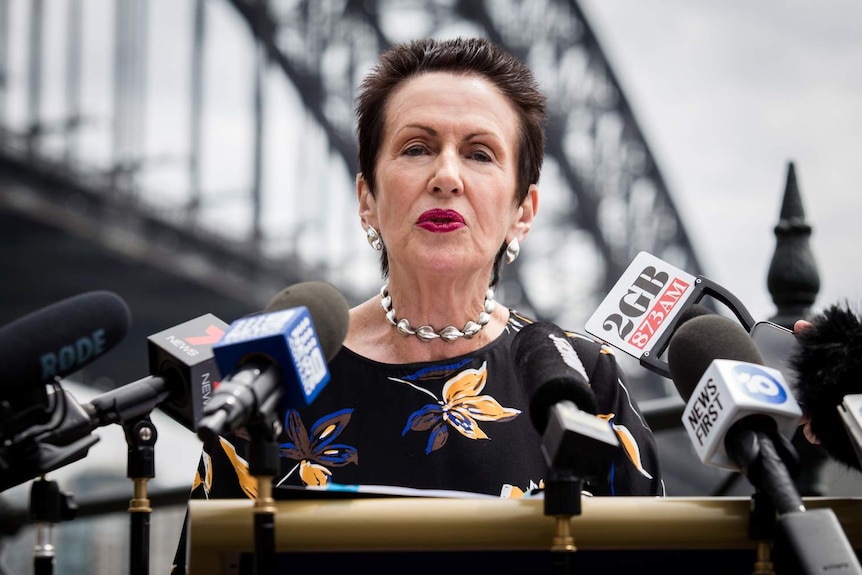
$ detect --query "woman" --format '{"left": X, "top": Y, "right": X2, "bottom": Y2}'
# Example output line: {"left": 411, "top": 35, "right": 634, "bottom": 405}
{"left": 172, "top": 36, "right": 662, "bottom": 572}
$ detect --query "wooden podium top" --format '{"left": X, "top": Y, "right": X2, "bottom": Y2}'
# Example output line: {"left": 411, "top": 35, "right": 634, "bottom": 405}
{"left": 187, "top": 495, "right": 862, "bottom": 574}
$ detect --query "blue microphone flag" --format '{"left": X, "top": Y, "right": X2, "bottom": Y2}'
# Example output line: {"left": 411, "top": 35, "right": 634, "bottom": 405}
{"left": 213, "top": 306, "right": 329, "bottom": 409}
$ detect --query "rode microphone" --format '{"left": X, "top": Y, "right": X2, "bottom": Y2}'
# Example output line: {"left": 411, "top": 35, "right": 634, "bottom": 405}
{"left": 0, "top": 291, "right": 131, "bottom": 491}
{"left": 0, "top": 290, "right": 130, "bottom": 439}
{"left": 791, "top": 302, "right": 862, "bottom": 471}
{"left": 0, "top": 290, "right": 132, "bottom": 387}
{"left": 0, "top": 291, "right": 131, "bottom": 433}
{"left": 585, "top": 251, "right": 756, "bottom": 378}
{"left": 196, "top": 281, "right": 350, "bottom": 443}
{"left": 511, "top": 321, "right": 618, "bottom": 479}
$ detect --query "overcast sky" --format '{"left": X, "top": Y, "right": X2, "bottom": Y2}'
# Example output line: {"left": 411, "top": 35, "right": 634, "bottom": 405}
{"left": 579, "top": 0, "right": 862, "bottom": 324}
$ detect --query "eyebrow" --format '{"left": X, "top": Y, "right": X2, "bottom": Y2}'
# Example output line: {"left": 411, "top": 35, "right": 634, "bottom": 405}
{"left": 400, "top": 124, "right": 496, "bottom": 142}
{"left": 400, "top": 124, "right": 437, "bottom": 137}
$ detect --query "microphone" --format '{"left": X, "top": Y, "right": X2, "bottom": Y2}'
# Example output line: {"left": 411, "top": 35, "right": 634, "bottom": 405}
{"left": 791, "top": 302, "right": 862, "bottom": 470}
{"left": 196, "top": 281, "right": 350, "bottom": 443}
{"left": 585, "top": 251, "right": 756, "bottom": 378}
{"left": 667, "top": 312, "right": 862, "bottom": 574}
{"left": 0, "top": 291, "right": 131, "bottom": 436}
{"left": 0, "top": 290, "right": 132, "bottom": 386}
{"left": 511, "top": 321, "right": 618, "bottom": 479}
{"left": 0, "top": 291, "right": 131, "bottom": 491}
{"left": 667, "top": 312, "right": 803, "bottom": 473}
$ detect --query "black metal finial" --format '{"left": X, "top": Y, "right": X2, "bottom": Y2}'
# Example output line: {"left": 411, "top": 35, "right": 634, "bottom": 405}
{"left": 767, "top": 161, "right": 820, "bottom": 328}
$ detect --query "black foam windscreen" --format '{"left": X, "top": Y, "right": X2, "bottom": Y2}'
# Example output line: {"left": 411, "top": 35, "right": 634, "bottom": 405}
{"left": 264, "top": 281, "right": 350, "bottom": 362}
{"left": 791, "top": 302, "right": 862, "bottom": 469}
{"left": 0, "top": 291, "right": 132, "bottom": 387}
{"left": 667, "top": 313, "right": 765, "bottom": 402}
{"left": 512, "top": 321, "right": 598, "bottom": 433}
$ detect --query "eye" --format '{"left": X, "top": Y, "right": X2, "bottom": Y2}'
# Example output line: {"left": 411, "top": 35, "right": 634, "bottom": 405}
{"left": 469, "top": 149, "right": 493, "bottom": 162}
{"left": 403, "top": 144, "right": 428, "bottom": 157}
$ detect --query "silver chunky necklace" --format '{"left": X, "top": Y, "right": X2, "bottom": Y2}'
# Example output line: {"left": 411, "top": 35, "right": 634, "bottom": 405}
{"left": 379, "top": 284, "right": 496, "bottom": 342}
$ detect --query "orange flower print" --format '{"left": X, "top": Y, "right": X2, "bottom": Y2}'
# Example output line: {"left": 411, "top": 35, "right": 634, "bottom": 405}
{"left": 396, "top": 361, "right": 521, "bottom": 454}
{"left": 597, "top": 413, "right": 654, "bottom": 480}
{"left": 277, "top": 408, "right": 358, "bottom": 487}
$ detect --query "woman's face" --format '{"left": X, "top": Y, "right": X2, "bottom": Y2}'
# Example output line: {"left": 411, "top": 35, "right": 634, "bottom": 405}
{"left": 358, "top": 71, "right": 536, "bottom": 281}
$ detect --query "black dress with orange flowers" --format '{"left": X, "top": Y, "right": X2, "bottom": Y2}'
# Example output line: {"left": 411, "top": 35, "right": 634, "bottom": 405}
{"left": 170, "top": 311, "right": 664, "bottom": 573}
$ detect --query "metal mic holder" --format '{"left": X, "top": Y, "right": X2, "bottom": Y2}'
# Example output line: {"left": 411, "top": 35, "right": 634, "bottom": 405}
{"left": 731, "top": 427, "right": 862, "bottom": 575}
{"left": 748, "top": 491, "right": 778, "bottom": 575}
{"left": 539, "top": 401, "right": 620, "bottom": 574}
{"left": 123, "top": 415, "right": 157, "bottom": 575}
{"left": 245, "top": 415, "right": 281, "bottom": 575}
{"left": 29, "top": 476, "right": 77, "bottom": 575}
{"left": 542, "top": 467, "right": 582, "bottom": 575}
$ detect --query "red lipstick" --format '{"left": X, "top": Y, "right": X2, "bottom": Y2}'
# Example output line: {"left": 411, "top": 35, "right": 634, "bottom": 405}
{"left": 416, "top": 209, "right": 465, "bottom": 233}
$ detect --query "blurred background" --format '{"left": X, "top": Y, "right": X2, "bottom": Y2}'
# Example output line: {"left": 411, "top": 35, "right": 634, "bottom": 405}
{"left": 2, "top": 1, "right": 862, "bottom": 573}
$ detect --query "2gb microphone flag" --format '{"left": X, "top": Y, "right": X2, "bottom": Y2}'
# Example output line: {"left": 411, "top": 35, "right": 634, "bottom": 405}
{"left": 585, "top": 251, "right": 757, "bottom": 378}
{"left": 585, "top": 252, "right": 697, "bottom": 375}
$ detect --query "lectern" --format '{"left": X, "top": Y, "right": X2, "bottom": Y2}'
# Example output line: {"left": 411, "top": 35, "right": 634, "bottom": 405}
{"left": 187, "top": 495, "right": 862, "bottom": 574}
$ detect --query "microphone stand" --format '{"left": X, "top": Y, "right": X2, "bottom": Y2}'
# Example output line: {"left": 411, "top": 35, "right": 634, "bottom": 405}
{"left": 123, "top": 415, "right": 157, "bottom": 575}
{"left": 29, "top": 476, "right": 77, "bottom": 575}
{"left": 8, "top": 431, "right": 94, "bottom": 575}
{"left": 245, "top": 415, "right": 280, "bottom": 575}
{"left": 542, "top": 467, "right": 582, "bottom": 575}
{"left": 193, "top": 364, "right": 286, "bottom": 574}
{"left": 538, "top": 402, "right": 620, "bottom": 575}
{"left": 748, "top": 491, "right": 777, "bottom": 575}
{"left": 727, "top": 424, "right": 862, "bottom": 575}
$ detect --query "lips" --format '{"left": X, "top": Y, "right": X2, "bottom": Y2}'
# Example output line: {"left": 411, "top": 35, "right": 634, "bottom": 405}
{"left": 417, "top": 209, "right": 464, "bottom": 225}
{"left": 416, "top": 209, "right": 465, "bottom": 233}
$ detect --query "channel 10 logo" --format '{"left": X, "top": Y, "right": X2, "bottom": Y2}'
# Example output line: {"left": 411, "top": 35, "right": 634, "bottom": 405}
{"left": 730, "top": 364, "right": 788, "bottom": 405}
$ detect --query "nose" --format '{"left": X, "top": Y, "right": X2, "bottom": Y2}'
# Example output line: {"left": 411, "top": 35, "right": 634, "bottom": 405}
{"left": 427, "top": 148, "right": 463, "bottom": 195}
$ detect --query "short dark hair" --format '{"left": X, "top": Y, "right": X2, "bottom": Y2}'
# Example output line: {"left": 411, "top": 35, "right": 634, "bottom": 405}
{"left": 355, "top": 36, "right": 548, "bottom": 285}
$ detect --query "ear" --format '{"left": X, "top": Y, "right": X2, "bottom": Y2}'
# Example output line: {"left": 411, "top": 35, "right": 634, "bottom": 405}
{"left": 357, "top": 173, "right": 377, "bottom": 227}
{"left": 508, "top": 184, "right": 539, "bottom": 243}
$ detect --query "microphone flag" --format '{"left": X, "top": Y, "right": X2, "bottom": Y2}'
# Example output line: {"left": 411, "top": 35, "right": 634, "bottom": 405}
{"left": 146, "top": 313, "right": 228, "bottom": 431}
{"left": 585, "top": 251, "right": 756, "bottom": 378}
{"left": 683, "top": 359, "right": 802, "bottom": 469}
